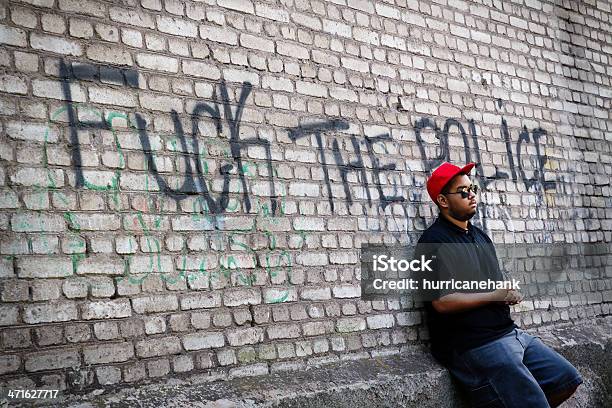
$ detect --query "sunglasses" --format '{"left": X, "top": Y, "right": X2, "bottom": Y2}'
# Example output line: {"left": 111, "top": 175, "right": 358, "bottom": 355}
{"left": 445, "top": 185, "right": 479, "bottom": 199}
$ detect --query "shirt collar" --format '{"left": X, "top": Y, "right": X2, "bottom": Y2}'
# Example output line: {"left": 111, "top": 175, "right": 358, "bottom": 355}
{"left": 437, "top": 213, "right": 472, "bottom": 235}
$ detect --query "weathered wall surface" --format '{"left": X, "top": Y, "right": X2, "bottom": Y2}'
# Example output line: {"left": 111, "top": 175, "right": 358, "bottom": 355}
{"left": 0, "top": 0, "right": 610, "bottom": 393}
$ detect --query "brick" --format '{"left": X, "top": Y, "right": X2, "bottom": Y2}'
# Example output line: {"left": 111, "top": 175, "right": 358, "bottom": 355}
{"left": 148, "top": 359, "right": 170, "bottom": 377}
{"left": 296, "top": 252, "right": 328, "bottom": 266}
{"left": 10, "top": 167, "right": 63, "bottom": 187}
{"left": 0, "top": 75, "right": 27, "bottom": 95}
{"left": 223, "top": 68, "right": 259, "bottom": 84}
{"left": 71, "top": 214, "right": 120, "bottom": 231}
{"left": 128, "top": 255, "right": 173, "bottom": 274}
{"left": 30, "top": 33, "right": 82, "bottom": 56}
{"left": 86, "top": 44, "right": 132, "bottom": 66}
{"left": 180, "top": 292, "right": 222, "bottom": 310}
{"left": 267, "top": 324, "right": 300, "bottom": 339}
{"left": 156, "top": 15, "right": 198, "bottom": 37}
{"left": 277, "top": 41, "right": 309, "bottom": 60}
{"left": 136, "top": 53, "right": 179, "bottom": 73}
{"left": 89, "top": 87, "right": 137, "bottom": 107}
{"left": 6, "top": 121, "right": 59, "bottom": 143}
{"left": 69, "top": 19, "right": 93, "bottom": 38}
{"left": 135, "top": 336, "right": 182, "bottom": 357}
{"left": 262, "top": 76, "right": 293, "bottom": 92}
{"left": 83, "top": 342, "right": 134, "bottom": 364}
{"left": 200, "top": 25, "right": 238, "bottom": 45}
{"left": 96, "top": 366, "right": 122, "bottom": 385}
{"left": 81, "top": 299, "right": 132, "bottom": 320}
{"left": 227, "top": 327, "right": 264, "bottom": 346}
{"left": 17, "top": 257, "right": 72, "bottom": 278}
{"left": 255, "top": 4, "right": 289, "bottom": 22}
{"left": 139, "top": 92, "right": 183, "bottom": 112}
{"left": 31, "top": 279, "right": 61, "bottom": 301}
{"left": 32, "top": 79, "right": 86, "bottom": 102}
{"left": 322, "top": 19, "right": 351, "bottom": 37}
{"left": 296, "top": 81, "right": 327, "bottom": 97}
{"left": 59, "top": 0, "right": 105, "bottom": 17}
{"left": 25, "top": 350, "right": 79, "bottom": 372}
{"left": 366, "top": 314, "right": 394, "bottom": 329}
{"left": 336, "top": 317, "right": 366, "bottom": 332}
{"left": 0, "top": 305, "right": 19, "bottom": 326}
{"left": 109, "top": 7, "right": 155, "bottom": 28}
{"left": 240, "top": 34, "right": 274, "bottom": 53}
{"left": 229, "top": 363, "right": 268, "bottom": 378}
{"left": 0, "top": 258, "right": 14, "bottom": 278}
{"left": 65, "top": 323, "right": 91, "bottom": 342}
{"left": 396, "top": 311, "right": 422, "bottom": 326}
{"left": 300, "top": 287, "right": 331, "bottom": 300}
{"left": 341, "top": 57, "right": 369, "bottom": 73}
{"left": 223, "top": 288, "right": 261, "bottom": 307}
{"left": 302, "top": 321, "right": 335, "bottom": 336}
{"left": 23, "top": 302, "right": 78, "bottom": 324}
{"left": 0, "top": 355, "right": 20, "bottom": 375}
{"left": 0, "top": 25, "right": 27, "bottom": 47}
{"left": 332, "top": 284, "right": 360, "bottom": 298}
{"left": 132, "top": 294, "right": 179, "bottom": 314}
{"left": 182, "top": 332, "right": 225, "bottom": 350}
{"left": 217, "top": 0, "right": 254, "bottom": 14}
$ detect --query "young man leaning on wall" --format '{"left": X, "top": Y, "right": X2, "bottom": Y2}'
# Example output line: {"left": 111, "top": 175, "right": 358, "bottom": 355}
{"left": 415, "top": 162, "right": 583, "bottom": 408}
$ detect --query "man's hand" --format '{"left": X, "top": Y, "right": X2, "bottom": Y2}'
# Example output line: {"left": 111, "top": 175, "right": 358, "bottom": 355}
{"left": 504, "top": 289, "right": 523, "bottom": 305}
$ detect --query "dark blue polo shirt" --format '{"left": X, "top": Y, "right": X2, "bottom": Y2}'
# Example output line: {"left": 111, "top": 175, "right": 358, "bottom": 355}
{"left": 416, "top": 214, "right": 516, "bottom": 365}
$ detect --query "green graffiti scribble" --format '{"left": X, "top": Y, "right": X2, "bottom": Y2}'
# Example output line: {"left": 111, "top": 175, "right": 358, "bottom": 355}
{"left": 70, "top": 253, "right": 86, "bottom": 274}
{"left": 267, "top": 290, "right": 290, "bottom": 304}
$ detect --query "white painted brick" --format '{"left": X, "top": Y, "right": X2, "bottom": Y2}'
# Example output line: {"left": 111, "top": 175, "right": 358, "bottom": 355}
{"left": 81, "top": 299, "right": 131, "bottom": 319}
{"left": 139, "top": 92, "right": 183, "bottom": 112}
{"left": 215, "top": 0, "right": 253, "bottom": 13}
{"left": 0, "top": 24, "right": 27, "bottom": 46}
{"left": 255, "top": 4, "right": 289, "bottom": 22}
{"left": 277, "top": 41, "right": 309, "bottom": 59}
{"left": 136, "top": 53, "right": 179, "bottom": 73}
{"left": 240, "top": 34, "right": 274, "bottom": 53}
{"left": 182, "top": 60, "right": 221, "bottom": 79}
{"left": 182, "top": 332, "right": 225, "bottom": 350}
{"left": 109, "top": 7, "right": 155, "bottom": 28}
{"left": 156, "top": 15, "right": 198, "bottom": 38}
{"left": 291, "top": 12, "right": 322, "bottom": 30}
{"left": 296, "top": 81, "right": 327, "bottom": 97}
{"left": 32, "top": 79, "right": 86, "bottom": 102}
{"left": 200, "top": 25, "right": 238, "bottom": 45}
{"left": 322, "top": 19, "right": 351, "bottom": 37}
{"left": 23, "top": 302, "right": 78, "bottom": 323}
{"left": 89, "top": 87, "right": 137, "bottom": 107}
{"left": 223, "top": 68, "right": 259, "bottom": 84}
{"left": 30, "top": 33, "right": 82, "bottom": 56}
{"left": 17, "top": 256, "right": 72, "bottom": 278}
{"left": 59, "top": 0, "right": 105, "bottom": 18}
{"left": 86, "top": 44, "right": 132, "bottom": 65}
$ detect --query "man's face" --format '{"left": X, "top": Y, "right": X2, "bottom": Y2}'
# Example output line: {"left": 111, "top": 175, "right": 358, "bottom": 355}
{"left": 437, "top": 174, "right": 478, "bottom": 221}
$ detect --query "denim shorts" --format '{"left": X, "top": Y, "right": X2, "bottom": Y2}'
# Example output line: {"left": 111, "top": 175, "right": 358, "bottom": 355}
{"left": 447, "top": 328, "right": 583, "bottom": 407}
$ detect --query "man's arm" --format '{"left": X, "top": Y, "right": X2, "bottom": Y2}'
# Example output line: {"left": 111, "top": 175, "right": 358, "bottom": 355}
{"left": 432, "top": 289, "right": 521, "bottom": 314}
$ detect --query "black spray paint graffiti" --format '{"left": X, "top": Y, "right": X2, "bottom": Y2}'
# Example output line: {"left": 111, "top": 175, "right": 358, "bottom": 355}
{"left": 414, "top": 114, "right": 558, "bottom": 233}
{"left": 48, "top": 60, "right": 295, "bottom": 298}
{"left": 60, "top": 60, "right": 279, "bottom": 217}
{"left": 288, "top": 122, "right": 405, "bottom": 214}
{"left": 414, "top": 116, "right": 556, "bottom": 193}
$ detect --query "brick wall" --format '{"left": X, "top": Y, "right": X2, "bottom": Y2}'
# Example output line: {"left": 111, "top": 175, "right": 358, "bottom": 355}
{"left": 0, "top": 0, "right": 610, "bottom": 392}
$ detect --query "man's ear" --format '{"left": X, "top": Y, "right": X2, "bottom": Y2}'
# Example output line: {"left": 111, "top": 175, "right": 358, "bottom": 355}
{"left": 436, "top": 194, "right": 448, "bottom": 208}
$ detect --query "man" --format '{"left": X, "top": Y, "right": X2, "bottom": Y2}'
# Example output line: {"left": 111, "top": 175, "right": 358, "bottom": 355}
{"left": 416, "top": 162, "right": 583, "bottom": 408}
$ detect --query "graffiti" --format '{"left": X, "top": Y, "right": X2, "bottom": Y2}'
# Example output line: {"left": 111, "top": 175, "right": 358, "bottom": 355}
{"left": 414, "top": 112, "right": 557, "bottom": 234}
{"left": 20, "top": 58, "right": 563, "bottom": 298}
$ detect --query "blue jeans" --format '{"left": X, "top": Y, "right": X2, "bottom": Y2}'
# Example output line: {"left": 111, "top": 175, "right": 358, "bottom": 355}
{"left": 447, "top": 328, "right": 583, "bottom": 407}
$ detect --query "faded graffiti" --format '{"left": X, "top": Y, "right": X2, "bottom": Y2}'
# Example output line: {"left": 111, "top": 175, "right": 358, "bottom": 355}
{"left": 22, "top": 58, "right": 562, "bottom": 293}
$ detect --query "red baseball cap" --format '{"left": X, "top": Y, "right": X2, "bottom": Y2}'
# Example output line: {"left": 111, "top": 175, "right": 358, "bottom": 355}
{"left": 426, "top": 162, "right": 476, "bottom": 203}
